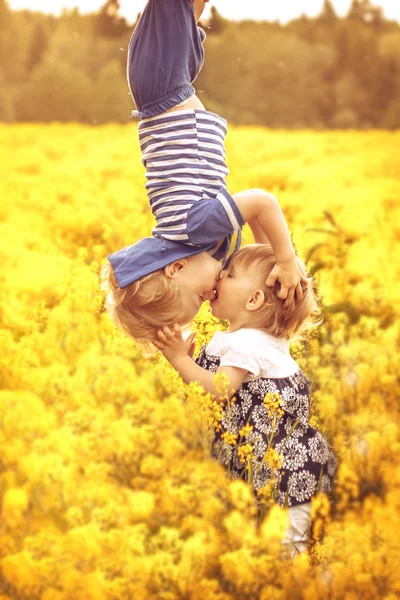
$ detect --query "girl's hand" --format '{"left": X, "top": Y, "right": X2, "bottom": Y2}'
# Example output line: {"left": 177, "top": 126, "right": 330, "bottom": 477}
{"left": 266, "top": 257, "right": 309, "bottom": 308}
{"left": 153, "top": 324, "right": 196, "bottom": 361}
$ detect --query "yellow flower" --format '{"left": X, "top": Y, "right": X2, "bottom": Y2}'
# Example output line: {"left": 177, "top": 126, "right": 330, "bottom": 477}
{"left": 214, "top": 371, "right": 230, "bottom": 397}
{"left": 2, "top": 488, "right": 30, "bottom": 527}
{"left": 222, "top": 432, "right": 238, "bottom": 446}
{"left": 310, "top": 493, "right": 331, "bottom": 542}
{"left": 2, "top": 124, "right": 400, "bottom": 599}
{"left": 263, "top": 392, "right": 285, "bottom": 417}
{"left": 237, "top": 443, "right": 253, "bottom": 464}
{"left": 260, "top": 505, "right": 289, "bottom": 545}
{"left": 263, "top": 448, "right": 284, "bottom": 470}
{"left": 239, "top": 424, "right": 254, "bottom": 437}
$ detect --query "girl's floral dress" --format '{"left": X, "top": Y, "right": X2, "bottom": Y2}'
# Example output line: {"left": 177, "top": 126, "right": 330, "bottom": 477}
{"left": 196, "top": 328, "right": 337, "bottom": 508}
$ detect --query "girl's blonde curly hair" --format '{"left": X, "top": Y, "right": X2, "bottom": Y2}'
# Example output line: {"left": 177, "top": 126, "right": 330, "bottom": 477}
{"left": 230, "top": 244, "right": 320, "bottom": 339}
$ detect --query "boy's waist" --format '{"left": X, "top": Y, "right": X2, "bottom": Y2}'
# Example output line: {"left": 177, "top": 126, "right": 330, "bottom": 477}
{"left": 132, "top": 86, "right": 196, "bottom": 120}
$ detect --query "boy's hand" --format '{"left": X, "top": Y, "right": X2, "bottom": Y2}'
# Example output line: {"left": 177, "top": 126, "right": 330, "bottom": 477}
{"left": 153, "top": 324, "right": 196, "bottom": 362}
{"left": 266, "top": 257, "right": 308, "bottom": 308}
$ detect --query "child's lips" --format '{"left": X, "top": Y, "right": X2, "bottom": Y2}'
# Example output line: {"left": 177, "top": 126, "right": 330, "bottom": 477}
{"left": 210, "top": 289, "right": 218, "bottom": 303}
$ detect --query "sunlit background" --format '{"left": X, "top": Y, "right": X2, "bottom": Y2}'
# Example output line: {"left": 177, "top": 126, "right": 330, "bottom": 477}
{"left": 1, "top": 0, "right": 400, "bottom": 598}
{"left": 8, "top": 0, "right": 400, "bottom": 22}
{"left": 2, "top": 0, "right": 400, "bottom": 127}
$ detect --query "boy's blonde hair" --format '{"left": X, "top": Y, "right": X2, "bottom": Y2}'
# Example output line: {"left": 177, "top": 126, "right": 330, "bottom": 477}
{"left": 100, "top": 261, "right": 187, "bottom": 344}
{"left": 230, "top": 244, "right": 319, "bottom": 339}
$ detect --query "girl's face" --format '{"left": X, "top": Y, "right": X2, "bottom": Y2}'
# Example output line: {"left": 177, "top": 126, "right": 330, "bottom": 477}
{"left": 210, "top": 259, "right": 263, "bottom": 324}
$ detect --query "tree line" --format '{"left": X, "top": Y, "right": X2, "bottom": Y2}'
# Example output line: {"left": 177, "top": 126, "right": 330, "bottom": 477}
{"left": 1, "top": 0, "right": 399, "bottom": 128}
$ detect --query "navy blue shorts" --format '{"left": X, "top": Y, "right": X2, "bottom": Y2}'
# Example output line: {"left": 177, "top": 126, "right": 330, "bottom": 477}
{"left": 127, "top": 0, "right": 206, "bottom": 119}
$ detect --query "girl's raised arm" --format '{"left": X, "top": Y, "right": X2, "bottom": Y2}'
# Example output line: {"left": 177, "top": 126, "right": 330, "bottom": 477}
{"left": 153, "top": 325, "right": 248, "bottom": 402}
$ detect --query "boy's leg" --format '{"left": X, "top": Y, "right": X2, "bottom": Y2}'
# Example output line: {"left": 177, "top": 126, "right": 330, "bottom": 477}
{"left": 190, "top": 0, "right": 210, "bottom": 23}
{"left": 128, "top": 0, "right": 205, "bottom": 119}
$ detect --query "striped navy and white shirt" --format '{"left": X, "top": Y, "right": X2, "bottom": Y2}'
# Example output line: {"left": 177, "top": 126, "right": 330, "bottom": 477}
{"left": 108, "top": 109, "right": 244, "bottom": 288}
{"left": 108, "top": 0, "right": 245, "bottom": 288}
{"left": 138, "top": 108, "right": 243, "bottom": 254}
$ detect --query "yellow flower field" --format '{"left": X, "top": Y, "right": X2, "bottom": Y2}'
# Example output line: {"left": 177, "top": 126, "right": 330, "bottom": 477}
{"left": 1, "top": 123, "right": 399, "bottom": 599}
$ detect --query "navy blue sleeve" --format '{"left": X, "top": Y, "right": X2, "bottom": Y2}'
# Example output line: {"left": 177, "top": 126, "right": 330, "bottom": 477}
{"left": 186, "top": 189, "right": 245, "bottom": 247}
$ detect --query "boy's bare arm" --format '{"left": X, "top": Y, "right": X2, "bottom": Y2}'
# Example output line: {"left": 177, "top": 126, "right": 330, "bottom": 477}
{"left": 188, "top": 0, "right": 210, "bottom": 22}
{"left": 167, "top": 356, "right": 247, "bottom": 402}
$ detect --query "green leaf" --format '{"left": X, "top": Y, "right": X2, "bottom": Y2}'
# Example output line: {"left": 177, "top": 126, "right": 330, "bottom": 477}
{"left": 305, "top": 242, "right": 328, "bottom": 264}
{"left": 306, "top": 227, "right": 338, "bottom": 236}
{"left": 324, "top": 302, "right": 360, "bottom": 324}
{"left": 323, "top": 209, "right": 341, "bottom": 230}
{"left": 309, "top": 261, "right": 326, "bottom": 276}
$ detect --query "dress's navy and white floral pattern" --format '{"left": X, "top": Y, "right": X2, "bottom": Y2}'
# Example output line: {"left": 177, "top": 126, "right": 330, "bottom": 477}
{"left": 196, "top": 345, "right": 337, "bottom": 508}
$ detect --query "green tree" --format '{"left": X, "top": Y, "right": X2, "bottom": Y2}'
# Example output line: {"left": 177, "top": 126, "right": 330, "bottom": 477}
{"left": 1, "top": 0, "right": 400, "bottom": 127}
{"left": 377, "top": 33, "right": 400, "bottom": 127}
{"left": 207, "top": 6, "right": 225, "bottom": 35}
{"left": 17, "top": 61, "right": 92, "bottom": 122}
{"left": 0, "top": 0, "right": 26, "bottom": 81}
{"left": 0, "top": 91, "right": 15, "bottom": 122}
{"left": 347, "top": 0, "right": 383, "bottom": 25}
{"left": 0, "top": 0, "right": 11, "bottom": 72}
{"left": 0, "top": 0, "right": 9, "bottom": 20}
{"left": 43, "top": 24, "right": 103, "bottom": 75}
{"left": 198, "top": 28, "right": 335, "bottom": 127}
{"left": 91, "top": 60, "right": 133, "bottom": 123}
{"left": 95, "top": 0, "right": 128, "bottom": 38}
{"left": 0, "top": 66, "right": 16, "bottom": 122}
{"left": 333, "top": 73, "right": 364, "bottom": 127}
{"left": 28, "top": 22, "right": 49, "bottom": 71}
{"left": 318, "top": 0, "right": 338, "bottom": 26}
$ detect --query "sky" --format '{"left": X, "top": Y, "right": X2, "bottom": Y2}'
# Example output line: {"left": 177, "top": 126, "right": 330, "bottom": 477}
{"left": 8, "top": 0, "right": 400, "bottom": 23}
